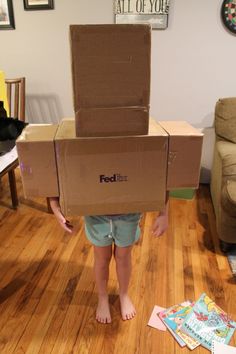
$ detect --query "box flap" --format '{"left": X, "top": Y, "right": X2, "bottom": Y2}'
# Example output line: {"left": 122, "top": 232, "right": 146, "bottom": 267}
{"left": 158, "top": 121, "right": 203, "bottom": 136}
{"left": 17, "top": 124, "right": 58, "bottom": 142}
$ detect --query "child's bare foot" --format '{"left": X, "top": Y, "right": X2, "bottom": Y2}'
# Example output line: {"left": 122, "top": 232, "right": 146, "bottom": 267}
{"left": 96, "top": 295, "right": 111, "bottom": 324}
{"left": 119, "top": 294, "right": 136, "bottom": 320}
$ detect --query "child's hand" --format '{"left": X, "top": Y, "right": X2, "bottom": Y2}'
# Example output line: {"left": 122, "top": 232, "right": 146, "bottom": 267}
{"left": 152, "top": 213, "right": 168, "bottom": 237}
{"left": 152, "top": 195, "right": 169, "bottom": 237}
{"left": 49, "top": 197, "right": 73, "bottom": 233}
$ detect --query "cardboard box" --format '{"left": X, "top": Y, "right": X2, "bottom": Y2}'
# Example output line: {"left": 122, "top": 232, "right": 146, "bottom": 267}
{"left": 16, "top": 124, "right": 59, "bottom": 198}
{"left": 70, "top": 24, "right": 151, "bottom": 138}
{"left": 76, "top": 107, "right": 149, "bottom": 137}
{"left": 70, "top": 24, "right": 151, "bottom": 109}
{"left": 158, "top": 120, "right": 203, "bottom": 190}
{"left": 55, "top": 119, "right": 168, "bottom": 216}
{"left": 16, "top": 119, "right": 203, "bottom": 216}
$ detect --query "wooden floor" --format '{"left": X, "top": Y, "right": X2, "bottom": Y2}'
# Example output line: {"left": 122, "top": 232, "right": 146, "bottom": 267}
{"left": 0, "top": 169, "right": 235, "bottom": 354}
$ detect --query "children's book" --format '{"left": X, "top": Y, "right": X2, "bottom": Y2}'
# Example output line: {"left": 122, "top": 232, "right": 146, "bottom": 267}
{"left": 148, "top": 305, "right": 167, "bottom": 331}
{"left": 159, "top": 301, "right": 200, "bottom": 350}
{"left": 181, "top": 293, "right": 236, "bottom": 351}
{"left": 159, "top": 304, "right": 186, "bottom": 347}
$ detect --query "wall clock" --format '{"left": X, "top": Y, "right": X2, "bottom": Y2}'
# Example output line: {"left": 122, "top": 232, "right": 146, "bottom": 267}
{"left": 221, "top": 0, "right": 236, "bottom": 34}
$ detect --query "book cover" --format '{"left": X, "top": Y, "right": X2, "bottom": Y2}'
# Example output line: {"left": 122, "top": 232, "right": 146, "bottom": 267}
{"left": 160, "top": 303, "right": 200, "bottom": 350}
{"left": 181, "top": 293, "right": 236, "bottom": 351}
{"left": 159, "top": 301, "right": 192, "bottom": 347}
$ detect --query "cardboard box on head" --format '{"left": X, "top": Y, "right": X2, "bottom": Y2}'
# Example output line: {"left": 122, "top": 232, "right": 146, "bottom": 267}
{"left": 70, "top": 24, "right": 151, "bottom": 137}
{"left": 16, "top": 25, "right": 203, "bottom": 216}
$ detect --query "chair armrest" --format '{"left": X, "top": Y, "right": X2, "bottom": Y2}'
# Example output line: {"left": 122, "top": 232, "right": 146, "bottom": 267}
{"left": 211, "top": 135, "right": 236, "bottom": 243}
{"left": 216, "top": 140, "right": 236, "bottom": 183}
{"left": 210, "top": 138, "right": 236, "bottom": 225}
{"left": 216, "top": 139, "right": 236, "bottom": 161}
{"left": 221, "top": 180, "right": 236, "bottom": 216}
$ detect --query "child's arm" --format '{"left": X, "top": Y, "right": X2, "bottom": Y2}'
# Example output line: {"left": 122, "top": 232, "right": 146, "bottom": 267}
{"left": 49, "top": 197, "right": 73, "bottom": 233}
{"left": 152, "top": 192, "right": 169, "bottom": 237}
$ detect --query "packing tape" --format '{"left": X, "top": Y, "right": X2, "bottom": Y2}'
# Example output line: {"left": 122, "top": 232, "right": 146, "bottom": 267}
{"left": 55, "top": 139, "right": 168, "bottom": 157}
{"left": 77, "top": 106, "right": 148, "bottom": 112}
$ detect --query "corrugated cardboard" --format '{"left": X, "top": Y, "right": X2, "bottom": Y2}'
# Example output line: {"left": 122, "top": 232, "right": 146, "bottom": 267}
{"left": 70, "top": 24, "right": 151, "bottom": 109}
{"left": 76, "top": 107, "right": 149, "bottom": 137}
{"left": 158, "top": 120, "right": 203, "bottom": 190}
{"left": 16, "top": 124, "right": 59, "bottom": 197}
{"left": 16, "top": 119, "right": 203, "bottom": 215}
{"left": 55, "top": 119, "right": 168, "bottom": 216}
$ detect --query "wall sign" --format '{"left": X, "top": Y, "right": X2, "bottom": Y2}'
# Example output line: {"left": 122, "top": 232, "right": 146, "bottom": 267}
{"left": 114, "top": 0, "right": 170, "bottom": 29}
{"left": 221, "top": 0, "right": 236, "bottom": 34}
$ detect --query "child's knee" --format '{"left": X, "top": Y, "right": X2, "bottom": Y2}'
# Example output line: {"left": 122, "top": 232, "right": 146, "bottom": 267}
{"left": 114, "top": 246, "right": 132, "bottom": 263}
{"left": 94, "top": 249, "right": 112, "bottom": 265}
{"left": 95, "top": 256, "right": 111, "bottom": 270}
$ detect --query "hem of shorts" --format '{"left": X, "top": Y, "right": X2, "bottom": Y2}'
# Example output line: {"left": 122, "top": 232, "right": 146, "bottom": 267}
{"left": 89, "top": 240, "right": 113, "bottom": 247}
{"left": 85, "top": 234, "right": 113, "bottom": 247}
{"left": 114, "top": 233, "right": 140, "bottom": 248}
{"left": 85, "top": 227, "right": 141, "bottom": 248}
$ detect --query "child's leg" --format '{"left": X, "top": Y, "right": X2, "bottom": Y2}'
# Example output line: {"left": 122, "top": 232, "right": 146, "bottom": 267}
{"left": 94, "top": 245, "right": 112, "bottom": 323}
{"left": 114, "top": 245, "right": 136, "bottom": 320}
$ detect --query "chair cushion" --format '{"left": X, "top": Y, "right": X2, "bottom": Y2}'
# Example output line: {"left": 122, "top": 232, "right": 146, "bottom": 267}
{"left": 215, "top": 97, "right": 236, "bottom": 143}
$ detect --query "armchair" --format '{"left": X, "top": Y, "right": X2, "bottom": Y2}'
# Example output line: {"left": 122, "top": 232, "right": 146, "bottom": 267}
{"left": 210, "top": 97, "right": 236, "bottom": 252}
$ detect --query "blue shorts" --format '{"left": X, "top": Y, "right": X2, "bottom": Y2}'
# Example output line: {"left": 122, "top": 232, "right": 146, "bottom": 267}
{"left": 84, "top": 214, "right": 142, "bottom": 248}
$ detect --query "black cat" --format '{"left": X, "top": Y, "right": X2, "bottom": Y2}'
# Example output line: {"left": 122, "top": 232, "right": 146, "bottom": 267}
{"left": 0, "top": 118, "right": 28, "bottom": 156}
{"left": 0, "top": 117, "right": 28, "bottom": 141}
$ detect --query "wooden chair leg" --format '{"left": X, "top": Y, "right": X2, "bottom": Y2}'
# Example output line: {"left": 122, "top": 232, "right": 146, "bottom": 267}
{"left": 46, "top": 197, "right": 53, "bottom": 214}
{"left": 8, "top": 169, "right": 18, "bottom": 209}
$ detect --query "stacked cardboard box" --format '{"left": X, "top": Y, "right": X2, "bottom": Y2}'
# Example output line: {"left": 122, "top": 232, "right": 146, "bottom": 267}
{"left": 16, "top": 124, "right": 59, "bottom": 197}
{"left": 16, "top": 118, "right": 203, "bottom": 216}
{"left": 158, "top": 121, "right": 203, "bottom": 190}
{"left": 55, "top": 118, "right": 168, "bottom": 215}
{"left": 70, "top": 24, "right": 151, "bottom": 137}
{"left": 16, "top": 24, "right": 203, "bottom": 216}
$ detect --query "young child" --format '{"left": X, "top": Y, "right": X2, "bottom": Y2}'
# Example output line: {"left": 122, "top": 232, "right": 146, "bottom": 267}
{"left": 49, "top": 197, "right": 169, "bottom": 324}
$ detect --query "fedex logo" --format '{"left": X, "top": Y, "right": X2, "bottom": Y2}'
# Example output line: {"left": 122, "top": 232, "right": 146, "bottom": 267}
{"left": 99, "top": 174, "right": 128, "bottom": 183}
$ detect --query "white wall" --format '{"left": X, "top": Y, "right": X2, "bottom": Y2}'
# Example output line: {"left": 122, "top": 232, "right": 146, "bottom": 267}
{"left": 1, "top": 0, "right": 236, "bottom": 181}
{"left": 0, "top": 0, "right": 114, "bottom": 123}
{"left": 151, "top": 0, "right": 236, "bottom": 128}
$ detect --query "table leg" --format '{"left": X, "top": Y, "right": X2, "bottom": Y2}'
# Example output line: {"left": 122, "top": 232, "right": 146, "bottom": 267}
{"left": 8, "top": 169, "right": 18, "bottom": 209}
